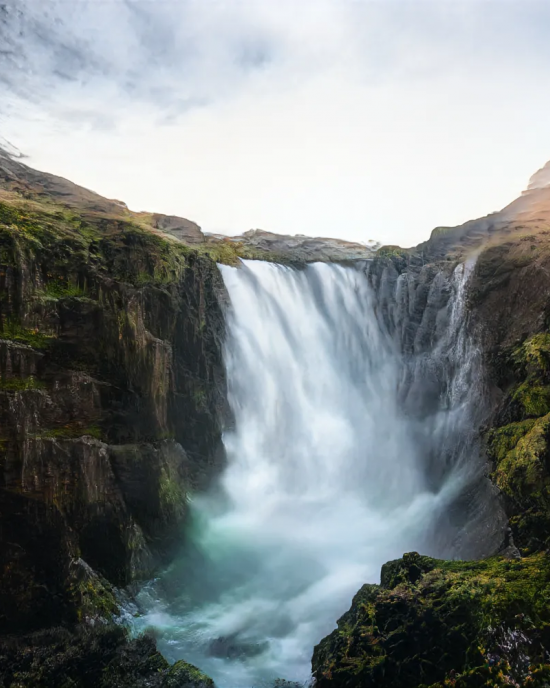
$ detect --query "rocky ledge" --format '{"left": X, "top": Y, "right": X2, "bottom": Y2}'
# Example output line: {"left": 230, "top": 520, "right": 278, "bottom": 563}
{"left": 205, "top": 229, "right": 380, "bottom": 263}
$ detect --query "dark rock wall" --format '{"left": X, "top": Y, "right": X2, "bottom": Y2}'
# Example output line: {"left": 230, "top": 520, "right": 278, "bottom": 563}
{"left": 0, "top": 199, "right": 228, "bottom": 633}
{"left": 363, "top": 255, "right": 508, "bottom": 561}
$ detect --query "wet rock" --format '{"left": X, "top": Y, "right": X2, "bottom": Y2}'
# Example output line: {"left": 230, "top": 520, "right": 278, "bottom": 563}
{"left": 312, "top": 552, "right": 550, "bottom": 688}
{"left": 0, "top": 625, "right": 213, "bottom": 688}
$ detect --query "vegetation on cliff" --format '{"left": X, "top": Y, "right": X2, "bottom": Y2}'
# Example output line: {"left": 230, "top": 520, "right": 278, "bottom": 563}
{"left": 313, "top": 551, "right": 550, "bottom": 688}
{"left": 0, "top": 193, "right": 227, "bottom": 626}
{"left": 0, "top": 156, "right": 226, "bottom": 684}
{"left": 486, "top": 333, "right": 550, "bottom": 556}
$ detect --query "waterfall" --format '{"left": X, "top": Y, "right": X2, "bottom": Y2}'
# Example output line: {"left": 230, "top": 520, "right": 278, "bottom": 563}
{"left": 134, "top": 259, "right": 503, "bottom": 688}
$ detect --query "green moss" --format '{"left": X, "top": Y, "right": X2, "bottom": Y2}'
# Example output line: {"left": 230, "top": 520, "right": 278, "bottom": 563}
{"left": 0, "top": 321, "right": 55, "bottom": 349}
{"left": 487, "top": 419, "right": 537, "bottom": 462}
{"left": 0, "top": 200, "right": 205, "bottom": 295}
{"left": 486, "top": 333, "right": 550, "bottom": 552}
{"left": 41, "top": 424, "right": 103, "bottom": 440}
{"left": 313, "top": 552, "right": 550, "bottom": 688}
{"left": 375, "top": 245, "right": 409, "bottom": 259}
{"left": 492, "top": 414, "right": 550, "bottom": 501}
{"left": 70, "top": 572, "right": 119, "bottom": 623}
{"left": 197, "top": 240, "right": 243, "bottom": 266}
{"left": 197, "top": 239, "right": 298, "bottom": 266}
{"left": 512, "top": 381, "right": 550, "bottom": 417}
{"left": 163, "top": 660, "right": 215, "bottom": 688}
{"left": 0, "top": 375, "right": 45, "bottom": 391}
{"left": 0, "top": 624, "right": 212, "bottom": 688}
{"left": 96, "top": 225, "right": 193, "bottom": 287}
{"left": 193, "top": 385, "right": 208, "bottom": 410}
{"left": 42, "top": 280, "right": 89, "bottom": 299}
{"left": 513, "top": 333, "right": 550, "bottom": 374}
{"left": 488, "top": 415, "right": 550, "bottom": 553}
{"left": 156, "top": 430, "right": 176, "bottom": 441}
{"left": 158, "top": 467, "right": 187, "bottom": 519}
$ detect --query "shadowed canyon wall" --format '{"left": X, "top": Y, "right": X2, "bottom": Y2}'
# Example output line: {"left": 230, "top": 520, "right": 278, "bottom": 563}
{"left": 0, "top": 151, "right": 228, "bottom": 648}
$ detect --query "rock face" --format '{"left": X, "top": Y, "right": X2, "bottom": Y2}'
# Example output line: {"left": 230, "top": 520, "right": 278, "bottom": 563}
{"left": 205, "top": 229, "right": 380, "bottom": 263}
{"left": 0, "top": 150, "right": 227, "bottom": 684}
{"left": 313, "top": 552, "right": 550, "bottom": 688}
{"left": 312, "top": 172, "right": 550, "bottom": 688}
{"left": 153, "top": 214, "right": 204, "bottom": 244}
{"left": 0, "top": 625, "right": 214, "bottom": 688}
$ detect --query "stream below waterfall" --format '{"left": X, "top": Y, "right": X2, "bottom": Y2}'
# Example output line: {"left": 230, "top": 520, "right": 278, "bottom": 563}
{"left": 132, "top": 258, "right": 498, "bottom": 688}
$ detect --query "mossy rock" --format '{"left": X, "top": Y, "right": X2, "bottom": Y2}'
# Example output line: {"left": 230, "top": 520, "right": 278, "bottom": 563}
{"left": 162, "top": 660, "right": 214, "bottom": 688}
{"left": 375, "top": 245, "right": 409, "bottom": 259}
{"left": 68, "top": 559, "right": 119, "bottom": 624}
{"left": 312, "top": 552, "right": 550, "bottom": 688}
{"left": 513, "top": 334, "right": 550, "bottom": 376}
{"left": 485, "top": 332, "right": 550, "bottom": 553}
{"left": 0, "top": 183, "right": 226, "bottom": 634}
{"left": 0, "top": 375, "right": 45, "bottom": 392}
{"left": 0, "top": 625, "right": 215, "bottom": 688}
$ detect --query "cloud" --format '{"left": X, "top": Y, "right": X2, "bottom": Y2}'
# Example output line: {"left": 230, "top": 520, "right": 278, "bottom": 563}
{"left": 1, "top": 0, "right": 550, "bottom": 246}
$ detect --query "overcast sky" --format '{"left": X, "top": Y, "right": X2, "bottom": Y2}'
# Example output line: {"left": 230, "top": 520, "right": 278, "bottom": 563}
{"left": 1, "top": 0, "right": 549, "bottom": 246}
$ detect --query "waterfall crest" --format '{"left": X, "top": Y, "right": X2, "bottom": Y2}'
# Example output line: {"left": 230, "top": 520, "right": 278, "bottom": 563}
{"left": 134, "top": 259, "right": 504, "bottom": 688}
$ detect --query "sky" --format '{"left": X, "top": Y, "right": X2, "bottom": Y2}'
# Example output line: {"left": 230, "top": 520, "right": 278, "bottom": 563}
{"left": 1, "top": 0, "right": 550, "bottom": 247}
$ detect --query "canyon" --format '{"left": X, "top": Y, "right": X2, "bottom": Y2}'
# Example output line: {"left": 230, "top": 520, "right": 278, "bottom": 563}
{"left": 1, "top": 148, "right": 550, "bottom": 687}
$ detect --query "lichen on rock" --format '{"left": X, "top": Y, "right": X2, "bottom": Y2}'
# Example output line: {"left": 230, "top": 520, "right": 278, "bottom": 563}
{"left": 0, "top": 624, "right": 212, "bottom": 687}
{"left": 312, "top": 551, "right": 550, "bottom": 688}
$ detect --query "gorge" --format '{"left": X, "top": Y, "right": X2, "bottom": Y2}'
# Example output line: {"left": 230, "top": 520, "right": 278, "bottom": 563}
{"left": 2, "top": 148, "right": 550, "bottom": 688}
{"left": 133, "top": 257, "right": 504, "bottom": 687}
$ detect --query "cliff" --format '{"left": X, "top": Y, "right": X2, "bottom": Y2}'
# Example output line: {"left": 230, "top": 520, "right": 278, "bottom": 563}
{"left": 0, "top": 150, "right": 227, "bottom": 685}
{"left": 312, "top": 173, "right": 550, "bottom": 687}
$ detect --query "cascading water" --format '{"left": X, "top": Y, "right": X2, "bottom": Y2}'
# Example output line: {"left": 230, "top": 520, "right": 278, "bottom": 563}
{"left": 134, "top": 258, "right": 503, "bottom": 687}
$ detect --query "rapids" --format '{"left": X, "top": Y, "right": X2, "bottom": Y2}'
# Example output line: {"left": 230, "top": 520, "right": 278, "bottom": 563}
{"left": 133, "top": 258, "right": 500, "bottom": 687}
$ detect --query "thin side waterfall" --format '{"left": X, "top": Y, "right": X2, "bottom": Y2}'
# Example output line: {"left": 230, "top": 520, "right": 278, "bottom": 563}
{"left": 134, "top": 259, "right": 500, "bottom": 688}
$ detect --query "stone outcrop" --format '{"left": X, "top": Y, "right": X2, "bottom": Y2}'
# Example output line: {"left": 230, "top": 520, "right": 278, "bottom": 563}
{"left": 313, "top": 552, "right": 550, "bottom": 688}
{"left": 0, "top": 625, "right": 214, "bottom": 688}
{"left": 0, "top": 150, "right": 228, "bottom": 684}
{"left": 205, "top": 229, "right": 380, "bottom": 263}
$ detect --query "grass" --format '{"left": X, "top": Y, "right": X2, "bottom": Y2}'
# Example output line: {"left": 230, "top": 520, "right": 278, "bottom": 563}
{"left": 0, "top": 321, "right": 55, "bottom": 349}
{"left": 0, "top": 375, "right": 45, "bottom": 391}
{"left": 41, "top": 424, "right": 102, "bottom": 440}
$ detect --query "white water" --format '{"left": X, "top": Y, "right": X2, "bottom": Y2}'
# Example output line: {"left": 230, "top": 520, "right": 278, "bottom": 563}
{"left": 134, "top": 259, "right": 493, "bottom": 687}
